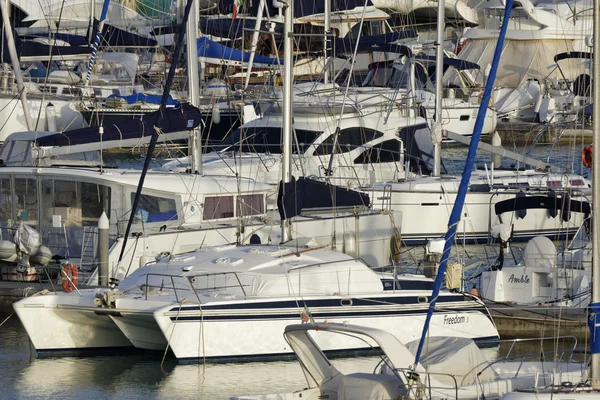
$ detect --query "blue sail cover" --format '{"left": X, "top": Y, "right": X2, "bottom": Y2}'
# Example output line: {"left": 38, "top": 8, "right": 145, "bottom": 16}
{"left": 23, "top": 32, "right": 89, "bottom": 47}
{"left": 332, "top": 32, "right": 415, "bottom": 57}
{"left": 217, "top": 0, "right": 374, "bottom": 18}
{"left": 197, "top": 36, "right": 282, "bottom": 65}
{"left": 198, "top": 18, "right": 283, "bottom": 40}
{"left": 107, "top": 93, "right": 180, "bottom": 106}
{"left": 1, "top": 29, "right": 92, "bottom": 63}
{"left": 93, "top": 21, "right": 159, "bottom": 47}
{"left": 24, "top": 22, "right": 158, "bottom": 48}
{"left": 413, "top": 0, "right": 515, "bottom": 367}
{"left": 277, "top": 176, "right": 370, "bottom": 220}
{"left": 35, "top": 103, "right": 202, "bottom": 147}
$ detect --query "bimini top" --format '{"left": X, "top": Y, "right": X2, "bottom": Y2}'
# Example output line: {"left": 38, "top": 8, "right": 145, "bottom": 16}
{"left": 117, "top": 244, "right": 386, "bottom": 297}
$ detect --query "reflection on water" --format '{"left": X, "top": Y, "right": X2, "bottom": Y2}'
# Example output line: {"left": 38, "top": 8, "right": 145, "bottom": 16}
{"left": 0, "top": 312, "right": 588, "bottom": 400}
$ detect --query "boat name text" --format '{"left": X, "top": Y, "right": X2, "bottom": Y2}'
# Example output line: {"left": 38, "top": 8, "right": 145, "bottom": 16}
{"left": 508, "top": 274, "right": 530, "bottom": 284}
{"left": 444, "top": 315, "right": 467, "bottom": 325}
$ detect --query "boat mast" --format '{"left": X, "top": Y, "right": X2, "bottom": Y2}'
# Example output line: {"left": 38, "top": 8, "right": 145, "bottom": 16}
{"left": 280, "top": 0, "right": 293, "bottom": 242}
{"left": 323, "top": 0, "right": 330, "bottom": 84}
{"left": 115, "top": 0, "right": 194, "bottom": 270}
{"left": 0, "top": 1, "right": 33, "bottom": 131}
{"left": 412, "top": 0, "right": 513, "bottom": 368}
{"left": 244, "top": 0, "right": 265, "bottom": 89}
{"left": 590, "top": 0, "right": 600, "bottom": 388}
{"left": 432, "top": 0, "right": 444, "bottom": 177}
{"left": 186, "top": 0, "right": 202, "bottom": 173}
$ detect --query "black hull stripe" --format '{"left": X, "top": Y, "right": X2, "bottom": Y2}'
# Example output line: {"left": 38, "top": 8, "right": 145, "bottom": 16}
{"left": 168, "top": 295, "right": 471, "bottom": 312}
{"left": 168, "top": 307, "right": 491, "bottom": 322}
{"left": 402, "top": 231, "right": 574, "bottom": 245}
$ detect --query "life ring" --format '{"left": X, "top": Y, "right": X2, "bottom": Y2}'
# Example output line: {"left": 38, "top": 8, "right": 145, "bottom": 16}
{"left": 61, "top": 263, "right": 79, "bottom": 292}
{"left": 582, "top": 145, "right": 593, "bottom": 168}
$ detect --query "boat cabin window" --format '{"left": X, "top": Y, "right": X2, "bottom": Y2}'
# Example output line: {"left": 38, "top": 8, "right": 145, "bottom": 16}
{"left": 354, "top": 139, "right": 403, "bottom": 164}
{"left": 203, "top": 196, "right": 234, "bottom": 220}
{"left": 203, "top": 194, "right": 266, "bottom": 220}
{"left": 42, "top": 179, "right": 111, "bottom": 227}
{"left": 219, "top": 127, "right": 321, "bottom": 154}
{"left": 362, "top": 62, "right": 413, "bottom": 90}
{"left": 15, "top": 178, "right": 38, "bottom": 224}
{"left": 237, "top": 194, "right": 265, "bottom": 217}
{"left": 131, "top": 193, "right": 178, "bottom": 223}
{"left": 313, "top": 128, "right": 383, "bottom": 155}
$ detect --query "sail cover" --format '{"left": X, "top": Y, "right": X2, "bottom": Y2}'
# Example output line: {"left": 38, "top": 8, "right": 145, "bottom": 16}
{"left": 199, "top": 18, "right": 284, "bottom": 40}
{"left": 277, "top": 176, "right": 370, "bottom": 220}
{"left": 218, "top": 0, "right": 375, "bottom": 18}
{"left": 23, "top": 22, "right": 158, "bottom": 48}
{"left": 35, "top": 103, "right": 202, "bottom": 147}
{"left": 92, "top": 21, "right": 159, "bottom": 47}
{"left": 197, "top": 36, "right": 281, "bottom": 65}
{"left": 106, "top": 93, "right": 180, "bottom": 106}
{"left": 2, "top": 30, "right": 93, "bottom": 62}
{"left": 332, "top": 32, "right": 415, "bottom": 57}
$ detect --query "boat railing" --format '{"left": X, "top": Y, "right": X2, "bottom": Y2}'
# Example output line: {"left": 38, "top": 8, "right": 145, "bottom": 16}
{"left": 392, "top": 367, "right": 460, "bottom": 400}
{"left": 142, "top": 271, "right": 248, "bottom": 303}
{"left": 473, "top": 336, "right": 579, "bottom": 378}
{"left": 391, "top": 336, "right": 579, "bottom": 400}
{"left": 28, "top": 263, "right": 83, "bottom": 295}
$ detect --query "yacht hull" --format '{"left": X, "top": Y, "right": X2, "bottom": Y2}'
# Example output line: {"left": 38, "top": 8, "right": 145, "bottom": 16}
{"left": 368, "top": 175, "right": 588, "bottom": 245}
{"left": 152, "top": 295, "right": 498, "bottom": 360}
{"left": 110, "top": 312, "right": 166, "bottom": 350}
{"left": 13, "top": 291, "right": 132, "bottom": 354}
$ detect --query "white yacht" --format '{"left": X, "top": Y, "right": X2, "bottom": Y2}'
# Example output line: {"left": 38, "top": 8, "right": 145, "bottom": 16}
{"left": 452, "top": 0, "right": 594, "bottom": 123}
{"left": 366, "top": 169, "right": 590, "bottom": 244}
{"left": 86, "top": 244, "right": 498, "bottom": 360}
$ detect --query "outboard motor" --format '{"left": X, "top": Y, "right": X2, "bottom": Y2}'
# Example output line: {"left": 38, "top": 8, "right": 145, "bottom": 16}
{"left": 423, "top": 238, "right": 445, "bottom": 278}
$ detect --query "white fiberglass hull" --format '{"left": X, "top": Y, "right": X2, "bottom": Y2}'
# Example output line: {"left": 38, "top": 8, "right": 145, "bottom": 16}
{"left": 109, "top": 298, "right": 173, "bottom": 350}
{"left": 152, "top": 294, "right": 498, "bottom": 360}
{"left": 0, "top": 96, "right": 86, "bottom": 141}
{"left": 368, "top": 174, "right": 588, "bottom": 245}
{"left": 13, "top": 290, "right": 131, "bottom": 354}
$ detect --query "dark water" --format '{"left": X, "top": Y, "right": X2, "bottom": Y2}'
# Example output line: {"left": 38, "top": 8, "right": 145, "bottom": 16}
{"left": 0, "top": 311, "right": 587, "bottom": 400}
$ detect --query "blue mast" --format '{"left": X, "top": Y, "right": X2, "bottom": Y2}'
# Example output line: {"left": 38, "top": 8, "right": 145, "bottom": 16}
{"left": 412, "top": 0, "right": 514, "bottom": 367}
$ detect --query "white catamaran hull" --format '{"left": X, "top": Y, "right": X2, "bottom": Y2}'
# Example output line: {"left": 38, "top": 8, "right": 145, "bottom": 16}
{"left": 12, "top": 291, "right": 131, "bottom": 353}
{"left": 152, "top": 296, "right": 498, "bottom": 360}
